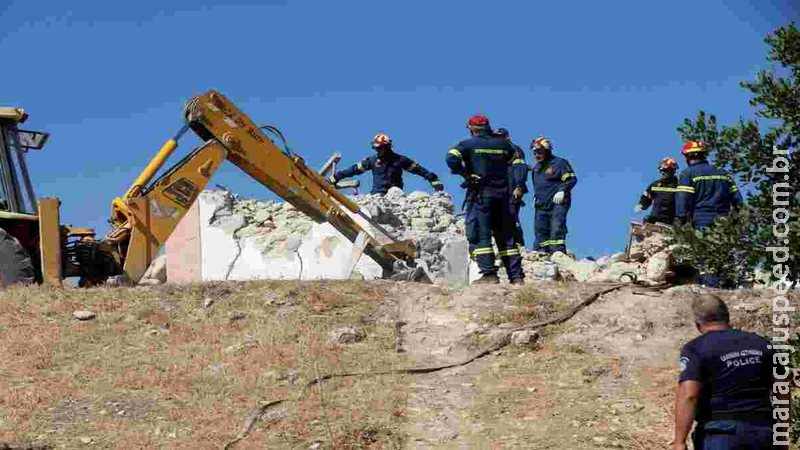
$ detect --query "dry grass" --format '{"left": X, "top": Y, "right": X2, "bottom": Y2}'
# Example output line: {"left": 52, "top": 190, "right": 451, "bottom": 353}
{"left": 0, "top": 280, "right": 407, "bottom": 448}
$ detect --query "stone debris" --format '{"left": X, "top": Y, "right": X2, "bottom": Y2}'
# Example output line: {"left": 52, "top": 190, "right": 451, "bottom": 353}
{"left": 329, "top": 324, "right": 367, "bottom": 344}
{"left": 204, "top": 188, "right": 468, "bottom": 281}
{"left": 510, "top": 329, "right": 540, "bottom": 346}
{"left": 72, "top": 310, "right": 96, "bottom": 321}
{"left": 139, "top": 254, "right": 167, "bottom": 285}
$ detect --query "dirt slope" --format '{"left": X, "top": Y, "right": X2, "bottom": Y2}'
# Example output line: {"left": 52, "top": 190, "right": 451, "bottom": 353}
{"left": 0, "top": 281, "right": 796, "bottom": 449}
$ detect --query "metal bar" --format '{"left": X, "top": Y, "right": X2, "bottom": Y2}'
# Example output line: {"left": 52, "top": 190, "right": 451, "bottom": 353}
{"left": 9, "top": 129, "right": 37, "bottom": 213}
{"left": 0, "top": 127, "right": 20, "bottom": 213}
{"left": 318, "top": 152, "right": 341, "bottom": 176}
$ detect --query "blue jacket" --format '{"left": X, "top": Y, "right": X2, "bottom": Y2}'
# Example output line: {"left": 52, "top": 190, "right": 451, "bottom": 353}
{"left": 446, "top": 132, "right": 522, "bottom": 194}
{"left": 508, "top": 142, "right": 529, "bottom": 195}
{"left": 676, "top": 160, "right": 742, "bottom": 221}
{"left": 334, "top": 151, "right": 440, "bottom": 195}
{"left": 531, "top": 155, "right": 577, "bottom": 208}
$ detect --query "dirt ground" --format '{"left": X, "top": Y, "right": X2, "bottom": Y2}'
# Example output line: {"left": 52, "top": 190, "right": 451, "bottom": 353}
{"left": 0, "top": 281, "right": 797, "bottom": 449}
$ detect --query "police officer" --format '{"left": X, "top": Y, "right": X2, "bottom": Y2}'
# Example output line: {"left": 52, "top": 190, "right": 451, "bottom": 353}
{"left": 675, "top": 140, "right": 742, "bottom": 230}
{"left": 446, "top": 115, "right": 525, "bottom": 284}
{"left": 330, "top": 133, "right": 444, "bottom": 195}
{"left": 674, "top": 293, "right": 787, "bottom": 450}
{"left": 530, "top": 137, "right": 577, "bottom": 254}
{"left": 635, "top": 157, "right": 679, "bottom": 225}
{"left": 495, "top": 127, "right": 529, "bottom": 250}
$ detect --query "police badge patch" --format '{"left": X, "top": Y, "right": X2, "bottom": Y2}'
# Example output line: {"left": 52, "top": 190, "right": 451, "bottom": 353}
{"left": 679, "top": 356, "right": 689, "bottom": 372}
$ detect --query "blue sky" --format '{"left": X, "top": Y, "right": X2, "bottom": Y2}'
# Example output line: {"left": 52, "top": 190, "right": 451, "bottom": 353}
{"left": 1, "top": 0, "right": 797, "bottom": 258}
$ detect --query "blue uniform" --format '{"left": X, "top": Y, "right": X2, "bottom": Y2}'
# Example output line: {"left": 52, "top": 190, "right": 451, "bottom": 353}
{"left": 531, "top": 155, "right": 577, "bottom": 253}
{"left": 676, "top": 160, "right": 742, "bottom": 230}
{"left": 508, "top": 142, "right": 528, "bottom": 248}
{"left": 679, "top": 329, "right": 775, "bottom": 449}
{"left": 637, "top": 175, "right": 679, "bottom": 224}
{"left": 446, "top": 132, "right": 524, "bottom": 281}
{"left": 335, "top": 151, "right": 442, "bottom": 195}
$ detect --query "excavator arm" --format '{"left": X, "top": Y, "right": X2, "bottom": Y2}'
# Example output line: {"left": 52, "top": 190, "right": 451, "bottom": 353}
{"left": 84, "top": 90, "right": 419, "bottom": 285}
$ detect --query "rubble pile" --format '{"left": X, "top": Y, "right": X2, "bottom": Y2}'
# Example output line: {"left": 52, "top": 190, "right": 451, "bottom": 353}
{"left": 204, "top": 187, "right": 468, "bottom": 280}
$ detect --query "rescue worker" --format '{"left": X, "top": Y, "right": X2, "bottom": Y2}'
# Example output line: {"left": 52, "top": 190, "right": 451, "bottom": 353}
{"left": 635, "top": 157, "right": 679, "bottom": 225}
{"left": 675, "top": 140, "right": 743, "bottom": 287}
{"left": 446, "top": 115, "right": 525, "bottom": 284}
{"left": 530, "top": 137, "right": 577, "bottom": 254}
{"left": 330, "top": 133, "right": 444, "bottom": 195}
{"left": 674, "top": 293, "right": 788, "bottom": 450}
{"left": 495, "top": 127, "right": 528, "bottom": 249}
{"left": 675, "top": 140, "right": 742, "bottom": 230}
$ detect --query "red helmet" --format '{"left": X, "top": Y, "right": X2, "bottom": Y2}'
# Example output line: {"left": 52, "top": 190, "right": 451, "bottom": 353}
{"left": 659, "top": 157, "right": 678, "bottom": 171}
{"left": 371, "top": 133, "right": 392, "bottom": 149}
{"left": 681, "top": 140, "right": 706, "bottom": 155}
{"left": 530, "top": 136, "right": 552, "bottom": 151}
{"left": 467, "top": 114, "right": 490, "bottom": 129}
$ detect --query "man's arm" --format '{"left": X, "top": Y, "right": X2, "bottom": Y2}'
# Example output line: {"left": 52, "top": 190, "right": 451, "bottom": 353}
{"left": 728, "top": 177, "right": 743, "bottom": 209}
{"left": 401, "top": 156, "right": 443, "bottom": 189}
{"left": 446, "top": 144, "right": 467, "bottom": 178}
{"left": 558, "top": 159, "right": 577, "bottom": 193}
{"left": 674, "top": 380, "right": 702, "bottom": 449}
{"left": 511, "top": 145, "right": 528, "bottom": 191}
{"left": 638, "top": 184, "right": 653, "bottom": 210}
{"left": 675, "top": 171, "right": 695, "bottom": 223}
{"left": 332, "top": 158, "right": 371, "bottom": 181}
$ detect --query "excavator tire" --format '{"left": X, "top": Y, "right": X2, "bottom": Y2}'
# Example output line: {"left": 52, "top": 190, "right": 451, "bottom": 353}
{"left": 0, "top": 227, "right": 35, "bottom": 287}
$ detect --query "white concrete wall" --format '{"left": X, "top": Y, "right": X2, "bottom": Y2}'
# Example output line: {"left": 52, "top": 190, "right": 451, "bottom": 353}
{"left": 197, "top": 194, "right": 383, "bottom": 281}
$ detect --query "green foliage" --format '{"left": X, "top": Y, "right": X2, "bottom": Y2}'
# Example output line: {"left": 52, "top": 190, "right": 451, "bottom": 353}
{"left": 672, "top": 22, "right": 799, "bottom": 285}
{"left": 667, "top": 206, "right": 763, "bottom": 288}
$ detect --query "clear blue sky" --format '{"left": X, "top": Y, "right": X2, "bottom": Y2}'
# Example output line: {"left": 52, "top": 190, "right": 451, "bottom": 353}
{"left": 1, "top": 0, "right": 797, "bottom": 258}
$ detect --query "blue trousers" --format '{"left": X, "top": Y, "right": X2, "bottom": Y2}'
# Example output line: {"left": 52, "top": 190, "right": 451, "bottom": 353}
{"left": 465, "top": 193, "right": 524, "bottom": 280}
{"left": 534, "top": 203, "right": 569, "bottom": 253}
{"left": 694, "top": 213, "right": 723, "bottom": 287}
{"left": 509, "top": 200, "right": 525, "bottom": 248}
{"left": 692, "top": 420, "right": 774, "bottom": 449}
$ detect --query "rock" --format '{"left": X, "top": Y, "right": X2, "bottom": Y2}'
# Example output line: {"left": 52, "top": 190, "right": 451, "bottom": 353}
{"left": 528, "top": 261, "right": 559, "bottom": 280}
{"left": 203, "top": 297, "right": 215, "bottom": 308}
{"left": 411, "top": 217, "right": 434, "bottom": 231}
{"left": 587, "top": 262, "right": 642, "bottom": 283}
{"left": 72, "top": 310, "right": 96, "bottom": 321}
{"left": 417, "top": 207, "right": 434, "bottom": 218}
{"left": 407, "top": 191, "right": 428, "bottom": 200}
{"left": 138, "top": 278, "right": 162, "bottom": 286}
{"left": 511, "top": 330, "right": 540, "bottom": 346}
{"left": 329, "top": 325, "right": 366, "bottom": 344}
{"left": 386, "top": 187, "right": 405, "bottom": 198}
{"left": 140, "top": 254, "right": 167, "bottom": 284}
{"left": 79, "top": 437, "right": 93, "bottom": 444}
{"left": 645, "top": 250, "right": 672, "bottom": 282}
{"left": 550, "top": 252, "right": 599, "bottom": 282}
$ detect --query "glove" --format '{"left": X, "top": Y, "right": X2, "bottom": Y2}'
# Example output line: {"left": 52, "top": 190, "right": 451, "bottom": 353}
{"left": 461, "top": 174, "right": 482, "bottom": 189}
{"left": 512, "top": 187, "right": 524, "bottom": 202}
{"left": 634, "top": 204, "right": 644, "bottom": 213}
{"left": 431, "top": 180, "right": 445, "bottom": 192}
{"left": 553, "top": 191, "right": 565, "bottom": 205}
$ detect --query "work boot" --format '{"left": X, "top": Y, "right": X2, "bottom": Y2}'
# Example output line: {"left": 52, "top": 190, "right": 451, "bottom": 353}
{"left": 509, "top": 278, "right": 525, "bottom": 285}
{"left": 473, "top": 273, "right": 500, "bottom": 284}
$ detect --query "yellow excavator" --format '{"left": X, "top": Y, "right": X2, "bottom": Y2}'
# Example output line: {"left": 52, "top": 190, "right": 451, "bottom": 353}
{"left": 0, "top": 90, "right": 422, "bottom": 288}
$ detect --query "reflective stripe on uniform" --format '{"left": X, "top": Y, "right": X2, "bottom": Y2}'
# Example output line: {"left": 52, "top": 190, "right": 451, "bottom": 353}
{"left": 475, "top": 149, "right": 506, "bottom": 155}
{"left": 431, "top": 180, "right": 443, "bottom": 186}
{"left": 692, "top": 175, "right": 730, "bottom": 182}
{"left": 651, "top": 186, "right": 680, "bottom": 192}
{"left": 561, "top": 172, "right": 576, "bottom": 181}
{"left": 408, "top": 161, "right": 418, "bottom": 170}
{"left": 472, "top": 247, "right": 495, "bottom": 256}
{"left": 730, "top": 185, "right": 739, "bottom": 193}
{"left": 512, "top": 158, "right": 526, "bottom": 165}
{"left": 676, "top": 186, "right": 695, "bottom": 193}
{"left": 498, "top": 248, "right": 520, "bottom": 257}
{"left": 357, "top": 162, "right": 364, "bottom": 171}
{"left": 448, "top": 149, "right": 462, "bottom": 157}
{"left": 539, "top": 239, "right": 565, "bottom": 247}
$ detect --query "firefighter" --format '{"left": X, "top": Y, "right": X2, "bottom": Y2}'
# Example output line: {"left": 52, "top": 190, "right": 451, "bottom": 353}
{"left": 635, "top": 157, "right": 679, "bottom": 225}
{"left": 530, "top": 137, "right": 577, "bottom": 254}
{"left": 446, "top": 115, "right": 525, "bottom": 284}
{"left": 330, "top": 133, "right": 444, "bottom": 195}
{"left": 675, "top": 140, "right": 742, "bottom": 230}
{"left": 495, "top": 127, "right": 529, "bottom": 249}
